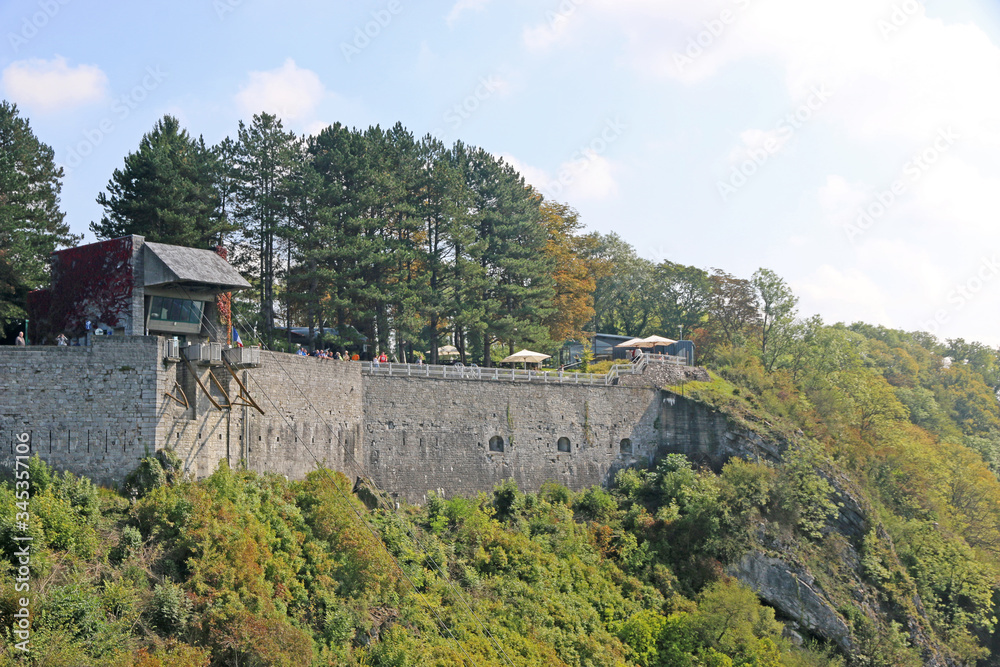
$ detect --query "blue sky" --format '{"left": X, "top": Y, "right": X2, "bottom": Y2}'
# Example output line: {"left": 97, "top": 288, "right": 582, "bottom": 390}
{"left": 4, "top": 0, "right": 1000, "bottom": 344}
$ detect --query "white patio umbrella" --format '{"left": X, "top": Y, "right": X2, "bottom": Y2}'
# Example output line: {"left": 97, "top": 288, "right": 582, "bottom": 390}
{"left": 501, "top": 349, "right": 551, "bottom": 367}
{"left": 635, "top": 335, "right": 677, "bottom": 348}
{"left": 436, "top": 345, "right": 459, "bottom": 357}
{"left": 614, "top": 337, "right": 647, "bottom": 348}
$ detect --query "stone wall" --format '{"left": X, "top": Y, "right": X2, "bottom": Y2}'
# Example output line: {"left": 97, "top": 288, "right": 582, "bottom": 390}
{"left": 1, "top": 338, "right": 765, "bottom": 503}
{"left": 362, "top": 376, "right": 665, "bottom": 503}
{"left": 156, "top": 351, "right": 364, "bottom": 481}
{"left": 0, "top": 337, "right": 160, "bottom": 484}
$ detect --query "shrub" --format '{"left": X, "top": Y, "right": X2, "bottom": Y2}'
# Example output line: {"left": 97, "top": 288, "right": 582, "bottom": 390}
{"left": 574, "top": 487, "right": 619, "bottom": 523}
{"left": 149, "top": 582, "right": 192, "bottom": 635}
{"left": 112, "top": 524, "right": 144, "bottom": 563}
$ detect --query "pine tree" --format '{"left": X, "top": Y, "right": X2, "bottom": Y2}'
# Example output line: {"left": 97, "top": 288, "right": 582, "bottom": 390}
{"left": 461, "top": 149, "right": 554, "bottom": 365}
{"left": 228, "top": 113, "right": 300, "bottom": 347}
{"left": 0, "top": 101, "right": 78, "bottom": 336}
{"left": 91, "top": 115, "right": 230, "bottom": 247}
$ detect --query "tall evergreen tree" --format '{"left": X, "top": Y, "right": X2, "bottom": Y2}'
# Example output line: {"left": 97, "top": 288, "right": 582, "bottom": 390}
{"left": 0, "top": 101, "right": 78, "bottom": 336}
{"left": 91, "top": 115, "right": 229, "bottom": 247}
{"left": 461, "top": 149, "right": 554, "bottom": 365}
{"left": 416, "top": 135, "right": 465, "bottom": 365}
{"left": 308, "top": 122, "right": 379, "bottom": 352}
{"left": 229, "top": 113, "right": 300, "bottom": 347}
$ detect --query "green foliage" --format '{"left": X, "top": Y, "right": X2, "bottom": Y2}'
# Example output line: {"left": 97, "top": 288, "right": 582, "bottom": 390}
{"left": 27, "top": 453, "right": 53, "bottom": 495}
{"left": 775, "top": 441, "right": 839, "bottom": 540}
{"left": 124, "top": 449, "right": 182, "bottom": 499}
{"left": 91, "top": 114, "right": 231, "bottom": 247}
{"left": 573, "top": 486, "right": 619, "bottom": 523}
{"left": 617, "top": 609, "right": 668, "bottom": 666}
{"left": 0, "top": 100, "right": 78, "bottom": 336}
{"left": 149, "top": 582, "right": 191, "bottom": 635}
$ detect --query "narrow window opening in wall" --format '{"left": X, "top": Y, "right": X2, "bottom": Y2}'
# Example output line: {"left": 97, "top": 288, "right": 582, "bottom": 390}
{"left": 489, "top": 435, "right": 505, "bottom": 452}
{"left": 219, "top": 434, "right": 222, "bottom": 439}
{"left": 620, "top": 438, "right": 633, "bottom": 455}
{"left": 557, "top": 437, "right": 571, "bottom": 453}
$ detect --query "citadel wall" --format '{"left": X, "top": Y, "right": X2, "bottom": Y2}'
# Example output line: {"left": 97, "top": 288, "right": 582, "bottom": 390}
{"left": 1, "top": 338, "right": 753, "bottom": 502}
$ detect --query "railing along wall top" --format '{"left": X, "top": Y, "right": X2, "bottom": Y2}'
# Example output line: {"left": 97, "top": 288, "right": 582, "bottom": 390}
{"left": 356, "top": 351, "right": 688, "bottom": 385}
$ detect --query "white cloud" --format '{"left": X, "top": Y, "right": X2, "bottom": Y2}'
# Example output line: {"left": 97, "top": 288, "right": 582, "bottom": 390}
{"left": 523, "top": 8, "right": 577, "bottom": 51}
{"left": 235, "top": 58, "right": 326, "bottom": 124}
{"left": 304, "top": 120, "right": 331, "bottom": 138}
{"left": 726, "top": 128, "right": 793, "bottom": 166}
{"left": 446, "top": 0, "right": 492, "bottom": 27}
{"left": 586, "top": 0, "right": 1000, "bottom": 146}
{"left": 1, "top": 57, "right": 108, "bottom": 113}
{"left": 795, "top": 265, "right": 892, "bottom": 327}
{"left": 502, "top": 151, "right": 620, "bottom": 202}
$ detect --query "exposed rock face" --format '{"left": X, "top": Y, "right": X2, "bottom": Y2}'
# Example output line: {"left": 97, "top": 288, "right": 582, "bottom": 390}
{"left": 727, "top": 551, "right": 853, "bottom": 653}
{"left": 653, "top": 393, "right": 786, "bottom": 469}
{"left": 617, "top": 363, "right": 709, "bottom": 388}
{"left": 822, "top": 470, "right": 869, "bottom": 543}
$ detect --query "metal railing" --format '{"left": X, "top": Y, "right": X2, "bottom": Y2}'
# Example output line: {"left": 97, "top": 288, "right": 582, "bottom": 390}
{"left": 361, "top": 362, "right": 613, "bottom": 384}
{"left": 641, "top": 353, "right": 687, "bottom": 365}
{"left": 223, "top": 345, "right": 262, "bottom": 367}
{"left": 358, "top": 350, "right": 688, "bottom": 386}
{"left": 185, "top": 342, "right": 222, "bottom": 365}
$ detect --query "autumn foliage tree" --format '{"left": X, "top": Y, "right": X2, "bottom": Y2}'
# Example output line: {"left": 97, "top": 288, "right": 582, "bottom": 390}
{"left": 540, "top": 199, "right": 595, "bottom": 342}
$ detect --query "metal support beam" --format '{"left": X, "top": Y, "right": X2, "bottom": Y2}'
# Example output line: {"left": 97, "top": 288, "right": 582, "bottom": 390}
{"left": 222, "top": 357, "right": 265, "bottom": 415}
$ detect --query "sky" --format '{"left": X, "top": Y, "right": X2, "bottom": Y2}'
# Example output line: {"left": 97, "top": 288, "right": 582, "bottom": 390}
{"left": 3, "top": 0, "right": 1000, "bottom": 345}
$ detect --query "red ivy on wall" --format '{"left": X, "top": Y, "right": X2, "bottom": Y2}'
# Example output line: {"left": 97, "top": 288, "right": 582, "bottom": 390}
{"left": 30, "top": 237, "right": 136, "bottom": 341}
{"left": 214, "top": 246, "right": 232, "bottom": 340}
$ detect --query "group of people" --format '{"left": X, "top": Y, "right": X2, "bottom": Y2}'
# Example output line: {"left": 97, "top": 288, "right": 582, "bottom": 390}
{"left": 288, "top": 347, "right": 428, "bottom": 365}
{"left": 12, "top": 331, "right": 74, "bottom": 346}
{"left": 295, "top": 347, "right": 360, "bottom": 361}
{"left": 372, "top": 352, "right": 424, "bottom": 367}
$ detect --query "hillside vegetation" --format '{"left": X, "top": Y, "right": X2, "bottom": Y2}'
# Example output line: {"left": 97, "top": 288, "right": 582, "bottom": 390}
{"left": 4, "top": 324, "right": 1000, "bottom": 666}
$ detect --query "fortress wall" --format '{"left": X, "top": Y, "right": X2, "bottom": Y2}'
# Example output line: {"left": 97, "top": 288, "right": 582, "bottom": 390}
{"left": 0, "top": 337, "right": 161, "bottom": 484}
{"left": 157, "top": 351, "right": 364, "bottom": 481}
{"left": 1, "top": 339, "right": 754, "bottom": 500}
{"left": 361, "top": 375, "right": 668, "bottom": 503}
